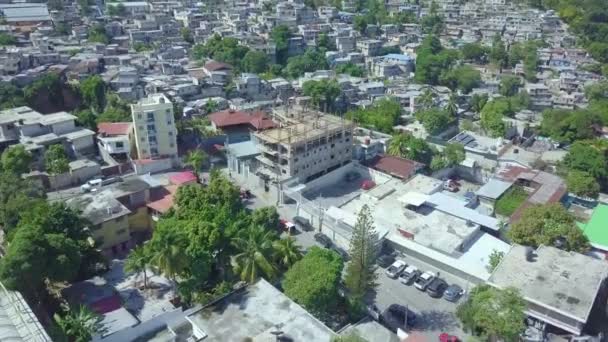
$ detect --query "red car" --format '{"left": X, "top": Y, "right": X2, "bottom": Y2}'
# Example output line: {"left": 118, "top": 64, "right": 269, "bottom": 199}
{"left": 279, "top": 219, "right": 296, "bottom": 234}
{"left": 439, "top": 333, "right": 460, "bottom": 342}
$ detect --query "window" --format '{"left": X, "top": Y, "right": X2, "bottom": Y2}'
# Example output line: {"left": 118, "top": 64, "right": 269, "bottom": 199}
{"left": 140, "top": 136, "right": 145, "bottom": 141}
{"left": 146, "top": 112, "right": 154, "bottom": 121}
{"left": 147, "top": 124, "right": 156, "bottom": 132}
{"left": 151, "top": 147, "right": 159, "bottom": 155}
{"left": 114, "top": 216, "right": 124, "bottom": 223}
{"left": 149, "top": 135, "right": 157, "bottom": 143}
{"left": 170, "top": 143, "right": 175, "bottom": 148}
{"left": 168, "top": 131, "right": 173, "bottom": 136}
{"left": 116, "top": 228, "right": 127, "bottom": 235}
{"left": 137, "top": 113, "right": 142, "bottom": 119}
{"left": 138, "top": 125, "right": 143, "bottom": 131}
{"left": 116, "top": 142, "right": 124, "bottom": 148}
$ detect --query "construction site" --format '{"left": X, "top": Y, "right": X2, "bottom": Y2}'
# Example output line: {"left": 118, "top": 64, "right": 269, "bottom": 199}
{"left": 252, "top": 106, "right": 355, "bottom": 184}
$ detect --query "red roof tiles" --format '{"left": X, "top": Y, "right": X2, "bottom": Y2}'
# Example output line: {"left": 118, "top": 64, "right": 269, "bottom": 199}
{"left": 365, "top": 155, "right": 423, "bottom": 180}
{"left": 97, "top": 122, "right": 132, "bottom": 136}
{"left": 204, "top": 61, "right": 233, "bottom": 72}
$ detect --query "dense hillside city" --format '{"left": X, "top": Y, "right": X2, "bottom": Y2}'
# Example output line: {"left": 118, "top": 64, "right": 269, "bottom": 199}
{"left": 0, "top": 0, "right": 607, "bottom": 341}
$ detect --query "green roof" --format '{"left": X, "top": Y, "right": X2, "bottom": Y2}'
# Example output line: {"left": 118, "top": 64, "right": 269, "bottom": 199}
{"left": 578, "top": 204, "right": 608, "bottom": 250}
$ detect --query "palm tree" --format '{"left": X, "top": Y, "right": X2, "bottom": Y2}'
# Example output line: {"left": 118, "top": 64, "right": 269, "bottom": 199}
{"left": 446, "top": 93, "right": 458, "bottom": 117}
{"left": 124, "top": 245, "right": 150, "bottom": 288}
{"left": 273, "top": 237, "right": 303, "bottom": 269}
{"left": 54, "top": 305, "right": 101, "bottom": 342}
{"left": 387, "top": 133, "right": 409, "bottom": 158}
{"left": 231, "top": 226, "right": 277, "bottom": 283}
{"left": 149, "top": 239, "right": 188, "bottom": 284}
{"left": 417, "top": 88, "right": 435, "bottom": 109}
{"left": 184, "top": 150, "right": 207, "bottom": 183}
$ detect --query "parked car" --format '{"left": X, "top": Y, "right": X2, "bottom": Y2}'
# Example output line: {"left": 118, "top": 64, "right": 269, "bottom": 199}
{"left": 414, "top": 271, "right": 436, "bottom": 291}
{"left": 314, "top": 232, "right": 332, "bottom": 248}
{"left": 279, "top": 219, "right": 296, "bottom": 234}
{"left": 377, "top": 254, "right": 396, "bottom": 268}
{"left": 443, "top": 284, "right": 464, "bottom": 302}
{"left": 81, "top": 178, "right": 103, "bottom": 192}
{"left": 427, "top": 278, "right": 448, "bottom": 298}
{"left": 385, "top": 260, "right": 407, "bottom": 278}
{"left": 332, "top": 246, "right": 349, "bottom": 260}
{"left": 381, "top": 304, "right": 416, "bottom": 332}
{"left": 398, "top": 265, "right": 420, "bottom": 285}
{"left": 293, "top": 216, "right": 312, "bottom": 231}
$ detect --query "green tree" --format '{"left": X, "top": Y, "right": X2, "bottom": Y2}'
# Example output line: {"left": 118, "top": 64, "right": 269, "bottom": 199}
{"left": 0, "top": 82, "right": 26, "bottom": 109}
{"left": 387, "top": 133, "right": 433, "bottom": 164}
{"left": 283, "top": 48, "right": 328, "bottom": 79}
{"left": 461, "top": 43, "right": 488, "bottom": 63}
{"left": 107, "top": 3, "right": 127, "bottom": 16}
{"left": 231, "top": 226, "right": 278, "bottom": 282}
{"left": 446, "top": 93, "right": 458, "bottom": 117}
{"left": 283, "top": 247, "right": 343, "bottom": 321}
{"left": 441, "top": 65, "right": 481, "bottom": 93}
{"left": 489, "top": 33, "right": 508, "bottom": 69}
{"left": 96, "top": 93, "right": 131, "bottom": 123}
{"left": 499, "top": 75, "right": 522, "bottom": 97}
{"left": 561, "top": 141, "right": 607, "bottom": 180}
{"left": 345, "top": 97, "right": 401, "bottom": 133}
{"left": 456, "top": 285, "right": 526, "bottom": 341}
{"left": 443, "top": 143, "right": 465, "bottom": 165}
{"left": 335, "top": 62, "right": 365, "bottom": 77}
{"left": 480, "top": 99, "right": 511, "bottom": 137}
{"left": 24, "top": 73, "right": 64, "bottom": 109}
{"left": 124, "top": 245, "right": 151, "bottom": 288}
{"left": 250, "top": 207, "right": 280, "bottom": 232}
{"left": 302, "top": 79, "right": 341, "bottom": 112}
{"left": 0, "top": 172, "right": 45, "bottom": 235}
{"left": 184, "top": 150, "right": 207, "bottom": 182}
{"left": 88, "top": 24, "right": 109, "bottom": 44}
{"left": 344, "top": 205, "right": 379, "bottom": 299}
{"left": 414, "top": 35, "right": 458, "bottom": 85}
{"left": 415, "top": 108, "right": 455, "bottom": 135}
{"left": 79, "top": 76, "right": 106, "bottom": 113}
{"left": 469, "top": 93, "right": 488, "bottom": 113}
{"left": 353, "top": 16, "right": 368, "bottom": 34}
{"left": 181, "top": 27, "right": 194, "bottom": 44}
{"left": 333, "top": 333, "right": 368, "bottom": 342}
{"left": 45, "top": 144, "right": 70, "bottom": 174}
{"left": 540, "top": 109, "right": 601, "bottom": 143}
{"left": 1, "top": 145, "right": 32, "bottom": 175}
{"left": 54, "top": 305, "right": 101, "bottom": 342}
{"left": 271, "top": 25, "right": 292, "bottom": 65}
{"left": 566, "top": 170, "right": 600, "bottom": 199}
{"left": 318, "top": 33, "right": 336, "bottom": 51}
{"left": 508, "top": 203, "right": 589, "bottom": 252}
{"left": 0, "top": 33, "right": 16, "bottom": 46}
{"left": 74, "top": 109, "right": 97, "bottom": 131}
{"left": 148, "top": 221, "right": 189, "bottom": 283}
{"left": 523, "top": 47, "right": 539, "bottom": 82}
{"left": 272, "top": 237, "right": 302, "bottom": 270}
{"left": 487, "top": 250, "right": 504, "bottom": 272}
{"left": 242, "top": 50, "right": 270, "bottom": 74}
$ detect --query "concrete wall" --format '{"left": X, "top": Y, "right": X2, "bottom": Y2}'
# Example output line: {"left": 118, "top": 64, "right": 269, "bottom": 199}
{"left": 92, "top": 215, "right": 130, "bottom": 250}
{"left": 128, "top": 207, "right": 151, "bottom": 232}
{"left": 133, "top": 158, "right": 173, "bottom": 175}
{"left": 50, "top": 120, "right": 76, "bottom": 135}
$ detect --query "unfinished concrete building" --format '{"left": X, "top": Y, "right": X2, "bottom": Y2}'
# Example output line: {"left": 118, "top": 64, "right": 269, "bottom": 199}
{"left": 253, "top": 111, "right": 354, "bottom": 183}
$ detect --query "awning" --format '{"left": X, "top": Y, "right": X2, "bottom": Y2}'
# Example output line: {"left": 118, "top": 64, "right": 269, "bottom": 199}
{"left": 397, "top": 192, "right": 429, "bottom": 207}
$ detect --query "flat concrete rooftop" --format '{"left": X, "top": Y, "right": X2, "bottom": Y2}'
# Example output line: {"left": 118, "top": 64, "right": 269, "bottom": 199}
{"left": 186, "top": 279, "right": 335, "bottom": 342}
{"left": 489, "top": 245, "right": 608, "bottom": 323}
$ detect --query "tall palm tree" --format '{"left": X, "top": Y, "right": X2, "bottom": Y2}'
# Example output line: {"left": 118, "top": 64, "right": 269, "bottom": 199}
{"left": 387, "top": 133, "right": 409, "bottom": 158}
{"left": 417, "top": 88, "right": 435, "bottom": 109}
{"left": 184, "top": 150, "right": 207, "bottom": 183}
{"left": 124, "top": 245, "right": 150, "bottom": 288}
{"left": 231, "top": 226, "right": 277, "bottom": 283}
{"left": 54, "top": 305, "right": 101, "bottom": 342}
{"left": 273, "top": 237, "right": 303, "bottom": 269}
{"left": 446, "top": 93, "right": 458, "bottom": 117}
{"left": 149, "top": 239, "right": 188, "bottom": 284}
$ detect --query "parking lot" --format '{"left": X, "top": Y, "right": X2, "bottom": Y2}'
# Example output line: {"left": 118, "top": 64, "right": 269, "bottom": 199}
{"left": 229, "top": 169, "right": 471, "bottom": 341}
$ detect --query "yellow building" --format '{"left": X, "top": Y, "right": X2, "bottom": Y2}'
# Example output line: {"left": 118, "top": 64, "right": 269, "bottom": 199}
{"left": 130, "top": 93, "right": 178, "bottom": 164}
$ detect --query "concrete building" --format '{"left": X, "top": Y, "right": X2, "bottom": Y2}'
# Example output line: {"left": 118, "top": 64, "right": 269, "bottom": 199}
{"left": 97, "top": 122, "right": 133, "bottom": 164}
{"left": 253, "top": 112, "right": 354, "bottom": 183}
{"left": 0, "top": 107, "right": 95, "bottom": 167}
{"left": 489, "top": 245, "right": 608, "bottom": 335}
{"left": 0, "top": 282, "right": 51, "bottom": 342}
{"left": 130, "top": 93, "right": 178, "bottom": 164}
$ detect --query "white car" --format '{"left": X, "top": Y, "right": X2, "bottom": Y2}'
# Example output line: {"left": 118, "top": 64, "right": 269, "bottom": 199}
{"left": 414, "top": 271, "right": 436, "bottom": 291}
{"left": 399, "top": 265, "right": 420, "bottom": 285}
{"left": 386, "top": 260, "right": 407, "bottom": 279}
{"left": 80, "top": 178, "right": 102, "bottom": 192}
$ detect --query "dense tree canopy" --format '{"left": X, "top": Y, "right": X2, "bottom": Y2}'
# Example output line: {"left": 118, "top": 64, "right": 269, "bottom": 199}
{"left": 242, "top": 50, "right": 270, "bottom": 74}
{"left": 457, "top": 285, "right": 526, "bottom": 341}
{"left": 440, "top": 65, "right": 482, "bottom": 94}
{"left": 508, "top": 203, "right": 589, "bottom": 252}
{"left": 480, "top": 99, "right": 512, "bottom": 137}
{"left": 387, "top": 133, "right": 434, "bottom": 165}
{"left": 540, "top": 109, "right": 601, "bottom": 143}
{"left": 0, "top": 82, "right": 26, "bottom": 109}
{"left": 1, "top": 145, "right": 32, "bottom": 175}
{"left": 460, "top": 43, "right": 489, "bottom": 63}
{"left": 45, "top": 144, "right": 70, "bottom": 174}
{"left": 79, "top": 76, "right": 107, "bottom": 113}
{"left": 561, "top": 141, "right": 607, "bottom": 181}
{"left": 283, "top": 246, "right": 343, "bottom": 321}
{"left": 302, "top": 79, "right": 341, "bottom": 112}
{"left": 335, "top": 62, "right": 365, "bottom": 77}
{"left": 283, "top": 48, "right": 328, "bottom": 79}
{"left": 415, "top": 108, "right": 456, "bottom": 135}
{"left": 414, "top": 35, "right": 459, "bottom": 85}
{"left": 566, "top": 170, "right": 600, "bottom": 199}
{"left": 346, "top": 98, "right": 401, "bottom": 133}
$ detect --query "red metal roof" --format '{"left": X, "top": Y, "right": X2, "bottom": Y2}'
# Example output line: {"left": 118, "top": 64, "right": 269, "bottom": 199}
{"left": 147, "top": 185, "right": 179, "bottom": 214}
{"left": 204, "top": 61, "right": 233, "bottom": 72}
{"left": 365, "top": 155, "right": 422, "bottom": 180}
{"left": 208, "top": 110, "right": 276, "bottom": 130}
{"left": 169, "top": 171, "right": 197, "bottom": 186}
{"left": 90, "top": 295, "right": 122, "bottom": 314}
{"left": 97, "top": 122, "right": 132, "bottom": 136}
